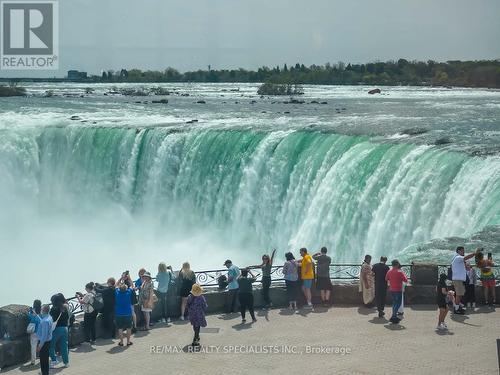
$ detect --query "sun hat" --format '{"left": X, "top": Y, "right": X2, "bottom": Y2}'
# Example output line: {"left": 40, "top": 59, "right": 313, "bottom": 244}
{"left": 143, "top": 272, "right": 152, "bottom": 278}
{"left": 191, "top": 284, "right": 203, "bottom": 297}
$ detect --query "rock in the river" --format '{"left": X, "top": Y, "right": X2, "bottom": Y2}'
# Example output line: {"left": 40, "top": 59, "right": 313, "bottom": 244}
{"left": 196, "top": 100, "right": 206, "bottom": 104}
{"left": 434, "top": 137, "right": 452, "bottom": 145}
{"left": 368, "top": 88, "right": 381, "bottom": 94}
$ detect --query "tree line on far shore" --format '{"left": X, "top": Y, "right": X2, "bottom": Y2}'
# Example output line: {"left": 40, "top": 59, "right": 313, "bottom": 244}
{"left": 93, "top": 60, "right": 500, "bottom": 88}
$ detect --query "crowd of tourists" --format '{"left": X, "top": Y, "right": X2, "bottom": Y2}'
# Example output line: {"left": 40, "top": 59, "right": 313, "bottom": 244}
{"left": 25, "top": 246, "right": 495, "bottom": 374}
{"left": 359, "top": 247, "right": 496, "bottom": 330}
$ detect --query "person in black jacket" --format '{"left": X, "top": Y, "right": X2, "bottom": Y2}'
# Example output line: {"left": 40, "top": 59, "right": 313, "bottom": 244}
{"left": 372, "top": 256, "right": 389, "bottom": 318}
{"left": 95, "top": 277, "right": 116, "bottom": 338}
{"left": 237, "top": 268, "right": 257, "bottom": 324}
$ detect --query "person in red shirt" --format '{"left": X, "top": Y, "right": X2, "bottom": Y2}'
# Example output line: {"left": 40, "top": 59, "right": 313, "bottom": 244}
{"left": 385, "top": 259, "right": 408, "bottom": 324}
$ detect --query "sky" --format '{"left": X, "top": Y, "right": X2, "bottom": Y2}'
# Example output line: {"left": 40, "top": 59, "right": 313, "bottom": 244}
{"left": 1, "top": 0, "right": 500, "bottom": 78}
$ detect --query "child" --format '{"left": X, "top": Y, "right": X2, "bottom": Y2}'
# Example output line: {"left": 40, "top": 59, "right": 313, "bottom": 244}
{"left": 187, "top": 284, "right": 207, "bottom": 347}
{"left": 436, "top": 273, "right": 451, "bottom": 330}
{"left": 463, "top": 262, "right": 477, "bottom": 309}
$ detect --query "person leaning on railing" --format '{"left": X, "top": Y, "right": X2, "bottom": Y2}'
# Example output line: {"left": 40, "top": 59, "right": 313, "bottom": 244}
{"left": 298, "top": 248, "right": 314, "bottom": 308}
{"left": 95, "top": 278, "right": 116, "bottom": 339}
{"left": 156, "top": 262, "right": 175, "bottom": 325}
{"left": 283, "top": 252, "right": 299, "bottom": 311}
{"left": 114, "top": 278, "right": 134, "bottom": 347}
{"left": 312, "top": 247, "right": 332, "bottom": 307}
{"left": 178, "top": 262, "right": 196, "bottom": 320}
{"left": 476, "top": 250, "right": 496, "bottom": 307}
{"left": 224, "top": 259, "right": 241, "bottom": 313}
{"left": 76, "top": 282, "right": 98, "bottom": 345}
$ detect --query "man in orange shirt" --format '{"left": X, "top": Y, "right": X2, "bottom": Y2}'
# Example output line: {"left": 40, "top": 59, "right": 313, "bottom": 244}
{"left": 299, "top": 248, "right": 314, "bottom": 308}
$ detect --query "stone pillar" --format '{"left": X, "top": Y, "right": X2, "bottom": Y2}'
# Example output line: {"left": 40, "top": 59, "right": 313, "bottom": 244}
{"left": 411, "top": 263, "right": 438, "bottom": 285}
{"left": 0, "top": 305, "right": 31, "bottom": 369}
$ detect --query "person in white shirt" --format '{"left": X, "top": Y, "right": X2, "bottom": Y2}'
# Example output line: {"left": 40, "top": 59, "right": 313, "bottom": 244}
{"left": 76, "top": 282, "right": 98, "bottom": 344}
{"left": 451, "top": 246, "right": 477, "bottom": 314}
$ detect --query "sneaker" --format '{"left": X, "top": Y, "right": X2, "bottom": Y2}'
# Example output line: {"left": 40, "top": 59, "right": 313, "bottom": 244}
{"left": 30, "top": 360, "right": 36, "bottom": 366}
{"left": 378, "top": 311, "right": 385, "bottom": 318}
{"left": 389, "top": 316, "right": 401, "bottom": 324}
{"left": 472, "top": 302, "right": 476, "bottom": 308}
{"left": 63, "top": 363, "right": 70, "bottom": 368}
{"left": 241, "top": 319, "right": 246, "bottom": 324}
{"left": 436, "top": 324, "right": 444, "bottom": 330}
{"left": 167, "top": 318, "right": 171, "bottom": 323}
{"left": 180, "top": 316, "right": 185, "bottom": 321}
{"left": 454, "top": 308, "right": 465, "bottom": 315}
{"left": 50, "top": 360, "right": 58, "bottom": 368}
{"left": 252, "top": 318, "right": 257, "bottom": 323}
{"left": 442, "top": 322, "right": 448, "bottom": 329}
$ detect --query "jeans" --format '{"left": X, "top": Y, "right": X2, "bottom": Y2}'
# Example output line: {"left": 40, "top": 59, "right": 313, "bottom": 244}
{"left": 391, "top": 291, "right": 403, "bottom": 319}
{"left": 285, "top": 280, "right": 298, "bottom": 303}
{"left": 30, "top": 332, "right": 38, "bottom": 362}
{"left": 40, "top": 340, "right": 50, "bottom": 375}
{"left": 50, "top": 326, "right": 69, "bottom": 364}
{"left": 375, "top": 285, "right": 387, "bottom": 312}
{"left": 157, "top": 291, "right": 169, "bottom": 320}
{"left": 84, "top": 311, "right": 98, "bottom": 342}
{"left": 261, "top": 276, "right": 271, "bottom": 306}
{"left": 239, "top": 293, "right": 256, "bottom": 320}
{"left": 226, "top": 288, "right": 239, "bottom": 313}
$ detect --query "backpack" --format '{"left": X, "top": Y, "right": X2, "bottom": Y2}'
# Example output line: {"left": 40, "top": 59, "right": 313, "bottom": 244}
{"left": 91, "top": 292, "right": 104, "bottom": 312}
{"left": 217, "top": 275, "right": 228, "bottom": 290}
{"left": 447, "top": 267, "right": 453, "bottom": 281}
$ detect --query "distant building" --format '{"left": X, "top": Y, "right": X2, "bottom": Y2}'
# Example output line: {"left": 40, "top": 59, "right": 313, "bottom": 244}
{"left": 67, "top": 70, "right": 88, "bottom": 80}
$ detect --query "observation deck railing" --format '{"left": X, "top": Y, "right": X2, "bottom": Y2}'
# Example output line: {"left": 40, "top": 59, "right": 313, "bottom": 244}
{"left": 61, "top": 264, "right": 498, "bottom": 316}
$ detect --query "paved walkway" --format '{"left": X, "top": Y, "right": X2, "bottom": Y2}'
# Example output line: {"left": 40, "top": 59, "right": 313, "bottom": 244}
{"left": 3, "top": 305, "right": 500, "bottom": 375}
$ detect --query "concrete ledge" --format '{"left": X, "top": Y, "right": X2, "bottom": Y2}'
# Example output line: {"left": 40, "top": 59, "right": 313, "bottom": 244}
{"left": 0, "top": 338, "right": 29, "bottom": 369}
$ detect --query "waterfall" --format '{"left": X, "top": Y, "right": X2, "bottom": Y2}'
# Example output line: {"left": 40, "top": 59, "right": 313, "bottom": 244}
{"left": 1, "top": 125, "right": 499, "bottom": 264}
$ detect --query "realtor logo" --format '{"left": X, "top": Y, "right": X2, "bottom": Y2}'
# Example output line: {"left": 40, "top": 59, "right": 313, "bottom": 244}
{"left": 1, "top": 0, "right": 58, "bottom": 69}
